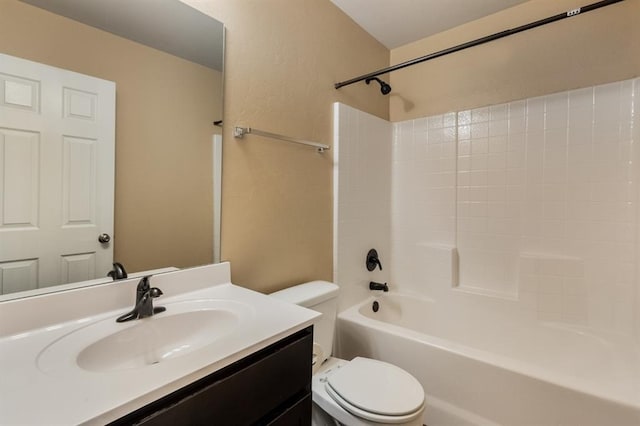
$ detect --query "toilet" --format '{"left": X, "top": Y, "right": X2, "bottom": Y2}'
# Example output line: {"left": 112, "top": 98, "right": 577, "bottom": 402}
{"left": 271, "top": 281, "right": 425, "bottom": 426}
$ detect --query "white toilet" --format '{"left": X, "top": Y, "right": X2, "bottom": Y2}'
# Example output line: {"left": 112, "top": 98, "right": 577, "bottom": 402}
{"left": 271, "top": 281, "right": 425, "bottom": 426}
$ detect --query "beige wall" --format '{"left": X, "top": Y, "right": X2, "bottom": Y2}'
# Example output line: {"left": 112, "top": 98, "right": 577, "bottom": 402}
{"left": 0, "top": 0, "right": 222, "bottom": 273}
{"left": 184, "top": 0, "right": 389, "bottom": 293}
{"left": 389, "top": 0, "right": 640, "bottom": 121}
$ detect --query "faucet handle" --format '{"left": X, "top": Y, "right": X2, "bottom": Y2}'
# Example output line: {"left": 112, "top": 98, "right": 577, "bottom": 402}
{"left": 150, "top": 287, "right": 166, "bottom": 315}
{"left": 149, "top": 287, "right": 163, "bottom": 298}
{"left": 366, "top": 249, "right": 383, "bottom": 271}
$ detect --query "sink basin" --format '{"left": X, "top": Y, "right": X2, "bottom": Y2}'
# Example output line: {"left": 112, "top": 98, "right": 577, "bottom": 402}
{"left": 78, "top": 309, "right": 239, "bottom": 372}
{"left": 37, "top": 299, "right": 254, "bottom": 374}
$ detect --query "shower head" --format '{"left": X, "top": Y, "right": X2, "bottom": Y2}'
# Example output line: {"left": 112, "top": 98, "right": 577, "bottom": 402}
{"left": 365, "top": 77, "right": 391, "bottom": 95}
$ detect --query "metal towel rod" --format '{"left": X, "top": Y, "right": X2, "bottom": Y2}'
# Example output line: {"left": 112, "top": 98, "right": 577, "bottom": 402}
{"left": 234, "top": 126, "right": 330, "bottom": 153}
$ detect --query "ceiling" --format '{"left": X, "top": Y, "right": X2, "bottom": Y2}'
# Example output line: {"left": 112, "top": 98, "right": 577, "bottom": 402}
{"left": 330, "top": 0, "right": 530, "bottom": 49}
{"left": 19, "top": 0, "right": 224, "bottom": 71}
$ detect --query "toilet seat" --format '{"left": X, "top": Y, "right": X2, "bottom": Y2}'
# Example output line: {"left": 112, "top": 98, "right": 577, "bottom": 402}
{"left": 326, "top": 382, "right": 425, "bottom": 424}
{"left": 315, "top": 357, "right": 425, "bottom": 425}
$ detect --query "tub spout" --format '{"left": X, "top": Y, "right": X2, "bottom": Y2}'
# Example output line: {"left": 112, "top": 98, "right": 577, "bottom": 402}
{"left": 369, "top": 281, "right": 389, "bottom": 292}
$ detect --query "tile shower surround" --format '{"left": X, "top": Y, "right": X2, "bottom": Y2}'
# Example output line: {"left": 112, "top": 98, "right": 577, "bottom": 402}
{"left": 335, "top": 77, "right": 640, "bottom": 338}
{"left": 333, "top": 103, "right": 392, "bottom": 311}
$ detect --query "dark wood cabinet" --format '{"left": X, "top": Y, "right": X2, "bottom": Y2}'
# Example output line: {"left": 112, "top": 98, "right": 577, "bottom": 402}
{"left": 110, "top": 326, "right": 313, "bottom": 426}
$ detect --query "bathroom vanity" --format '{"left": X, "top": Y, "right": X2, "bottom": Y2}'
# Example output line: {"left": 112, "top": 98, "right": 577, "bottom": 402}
{"left": 113, "top": 327, "right": 313, "bottom": 425}
{"left": 0, "top": 263, "right": 319, "bottom": 425}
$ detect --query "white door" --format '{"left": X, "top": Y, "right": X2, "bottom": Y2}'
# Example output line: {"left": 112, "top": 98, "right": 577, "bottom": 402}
{"left": 0, "top": 53, "right": 115, "bottom": 294}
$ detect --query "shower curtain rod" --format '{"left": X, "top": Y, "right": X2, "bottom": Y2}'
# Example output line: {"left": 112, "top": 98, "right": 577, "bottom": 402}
{"left": 334, "top": 0, "right": 625, "bottom": 90}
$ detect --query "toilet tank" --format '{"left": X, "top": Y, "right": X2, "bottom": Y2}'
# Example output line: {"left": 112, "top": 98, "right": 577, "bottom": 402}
{"left": 270, "top": 281, "right": 339, "bottom": 366}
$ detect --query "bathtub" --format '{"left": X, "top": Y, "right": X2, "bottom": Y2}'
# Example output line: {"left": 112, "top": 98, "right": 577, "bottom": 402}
{"left": 336, "top": 293, "right": 640, "bottom": 426}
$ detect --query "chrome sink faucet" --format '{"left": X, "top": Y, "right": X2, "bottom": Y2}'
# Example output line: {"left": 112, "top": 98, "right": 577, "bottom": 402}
{"left": 116, "top": 276, "right": 166, "bottom": 323}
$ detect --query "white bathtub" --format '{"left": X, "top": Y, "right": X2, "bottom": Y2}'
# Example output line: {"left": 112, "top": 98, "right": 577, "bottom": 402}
{"left": 336, "top": 293, "right": 640, "bottom": 426}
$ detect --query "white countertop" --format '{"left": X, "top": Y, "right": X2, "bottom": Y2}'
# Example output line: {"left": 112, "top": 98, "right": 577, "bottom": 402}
{"left": 0, "top": 263, "right": 319, "bottom": 425}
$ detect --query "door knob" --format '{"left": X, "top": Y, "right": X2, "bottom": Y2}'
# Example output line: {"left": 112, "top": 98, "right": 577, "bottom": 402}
{"left": 98, "top": 233, "right": 111, "bottom": 244}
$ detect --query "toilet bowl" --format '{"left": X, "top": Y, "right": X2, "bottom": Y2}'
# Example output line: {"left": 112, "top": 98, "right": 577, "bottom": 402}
{"left": 313, "top": 357, "right": 425, "bottom": 426}
{"left": 271, "top": 281, "right": 425, "bottom": 426}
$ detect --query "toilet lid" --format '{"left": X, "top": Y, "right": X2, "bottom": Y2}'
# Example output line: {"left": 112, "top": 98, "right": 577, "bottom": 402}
{"left": 325, "top": 357, "right": 424, "bottom": 417}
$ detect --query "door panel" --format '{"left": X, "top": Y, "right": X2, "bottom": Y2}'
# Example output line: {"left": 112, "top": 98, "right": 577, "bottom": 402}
{"left": 62, "top": 136, "right": 97, "bottom": 225}
{"left": 60, "top": 252, "right": 96, "bottom": 284}
{"left": 0, "top": 259, "right": 38, "bottom": 294}
{"left": 1, "top": 72, "right": 39, "bottom": 112}
{"left": 0, "top": 128, "right": 39, "bottom": 228}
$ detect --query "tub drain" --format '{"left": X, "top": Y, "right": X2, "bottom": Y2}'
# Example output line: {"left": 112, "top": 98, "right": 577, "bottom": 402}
{"left": 372, "top": 301, "right": 379, "bottom": 312}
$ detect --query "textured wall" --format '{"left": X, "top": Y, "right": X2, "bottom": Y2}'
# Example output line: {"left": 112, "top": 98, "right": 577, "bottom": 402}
{"left": 183, "top": 0, "right": 389, "bottom": 292}
{"left": 389, "top": 0, "right": 640, "bottom": 121}
{"left": 0, "top": 0, "right": 221, "bottom": 274}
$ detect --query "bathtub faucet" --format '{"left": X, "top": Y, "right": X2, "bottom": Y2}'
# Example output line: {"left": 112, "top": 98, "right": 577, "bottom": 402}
{"left": 369, "top": 281, "right": 389, "bottom": 292}
{"left": 366, "top": 249, "right": 383, "bottom": 271}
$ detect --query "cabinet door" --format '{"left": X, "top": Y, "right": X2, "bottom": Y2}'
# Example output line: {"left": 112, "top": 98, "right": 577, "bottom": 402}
{"left": 266, "top": 394, "right": 311, "bottom": 426}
